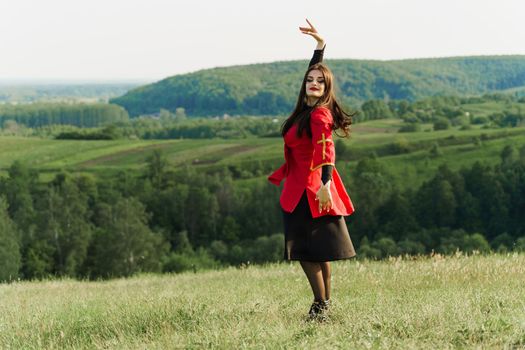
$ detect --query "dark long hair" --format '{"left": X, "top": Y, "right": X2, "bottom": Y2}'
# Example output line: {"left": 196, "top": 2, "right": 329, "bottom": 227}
{"left": 281, "top": 63, "right": 354, "bottom": 138}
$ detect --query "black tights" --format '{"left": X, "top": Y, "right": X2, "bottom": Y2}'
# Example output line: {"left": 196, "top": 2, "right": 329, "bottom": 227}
{"left": 299, "top": 261, "right": 331, "bottom": 301}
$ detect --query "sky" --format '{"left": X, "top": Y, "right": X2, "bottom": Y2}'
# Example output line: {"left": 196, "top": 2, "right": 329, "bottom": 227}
{"left": 1, "top": 0, "right": 524, "bottom": 82}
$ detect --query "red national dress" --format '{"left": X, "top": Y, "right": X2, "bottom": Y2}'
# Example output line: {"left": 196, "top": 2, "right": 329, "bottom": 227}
{"left": 268, "top": 106, "right": 355, "bottom": 218}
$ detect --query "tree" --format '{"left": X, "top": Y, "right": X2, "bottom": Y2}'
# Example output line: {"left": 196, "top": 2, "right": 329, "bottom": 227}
{"left": 395, "top": 100, "right": 410, "bottom": 116}
{"left": 500, "top": 145, "right": 515, "bottom": 165}
{"left": 0, "top": 197, "right": 21, "bottom": 282}
{"left": 335, "top": 139, "right": 348, "bottom": 158}
{"left": 89, "top": 196, "right": 169, "bottom": 278}
{"left": 235, "top": 183, "right": 281, "bottom": 240}
{"left": 249, "top": 234, "right": 283, "bottom": 263}
{"left": 160, "top": 108, "right": 175, "bottom": 122}
{"left": 35, "top": 175, "right": 93, "bottom": 277}
{"left": 220, "top": 216, "right": 241, "bottom": 243}
{"left": 462, "top": 162, "right": 509, "bottom": 239}
{"left": 100, "top": 124, "right": 122, "bottom": 139}
{"left": 462, "top": 233, "right": 491, "bottom": 254}
{"left": 173, "top": 230, "right": 193, "bottom": 254}
{"left": 515, "top": 237, "right": 525, "bottom": 252}
{"left": 184, "top": 186, "right": 219, "bottom": 246}
{"left": 373, "top": 237, "right": 399, "bottom": 258}
{"left": 0, "top": 103, "right": 128, "bottom": 128}
{"left": 433, "top": 118, "right": 450, "bottom": 130}
{"left": 0, "top": 161, "right": 37, "bottom": 245}
{"left": 491, "top": 233, "right": 514, "bottom": 252}
{"left": 146, "top": 150, "right": 168, "bottom": 191}
{"left": 503, "top": 162, "right": 525, "bottom": 235}
{"left": 429, "top": 142, "right": 442, "bottom": 157}
{"left": 397, "top": 239, "right": 426, "bottom": 255}
{"left": 349, "top": 157, "right": 392, "bottom": 241}
{"left": 375, "top": 190, "right": 420, "bottom": 241}
{"left": 162, "top": 247, "right": 217, "bottom": 273}
{"left": 357, "top": 237, "right": 382, "bottom": 259}
{"left": 175, "top": 107, "right": 187, "bottom": 120}
{"left": 438, "top": 229, "right": 491, "bottom": 254}
{"left": 438, "top": 229, "right": 468, "bottom": 254}
{"left": 415, "top": 176, "right": 457, "bottom": 228}
{"left": 2, "top": 120, "right": 23, "bottom": 135}
{"left": 360, "top": 100, "right": 394, "bottom": 120}
{"left": 145, "top": 183, "right": 190, "bottom": 244}
{"left": 398, "top": 123, "right": 421, "bottom": 132}
{"left": 473, "top": 137, "right": 482, "bottom": 148}
{"left": 390, "top": 137, "right": 411, "bottom": 154}
{"left": 208, "top": 240, "right": 228, "bottom": 261}
{"left": 519, "top": 145, "right": 525, "bottom": 161}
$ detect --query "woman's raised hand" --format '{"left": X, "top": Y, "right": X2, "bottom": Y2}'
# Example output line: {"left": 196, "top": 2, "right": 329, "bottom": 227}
{"left": 299, "top": 18, "right": 325, "bottom": 49}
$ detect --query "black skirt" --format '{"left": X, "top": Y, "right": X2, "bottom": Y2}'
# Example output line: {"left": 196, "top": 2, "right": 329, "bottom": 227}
{"left": 282, "top": 190, "right": 356, "bottom": 262}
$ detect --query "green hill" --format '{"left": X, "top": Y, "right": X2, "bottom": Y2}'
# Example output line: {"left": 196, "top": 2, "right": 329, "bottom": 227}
{"left": 0, "top": 82, "right": 142, "bottom": 103}
{"left": 111, "top": 55, "right": 525, "bottom": 117}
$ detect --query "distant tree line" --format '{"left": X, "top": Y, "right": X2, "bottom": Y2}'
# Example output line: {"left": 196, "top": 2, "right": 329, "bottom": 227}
{"left": 47, "top": 94, "right": 525, "bottom": 140}
{"left": 0, "top": 83, "right": 140, "bottom": 104}
{"left": 1, "top": 94, "right": 524, "bottom": 140}
{"left": 361, "top": 94, "right": 525, "bottom": 126}
{"left": 0, "top": 103, "right": 129, "bottom": 128}
{"left": 55, "top": 125, "right": 123, "bottom": 140}
{"left": 1, "top": 147, "right": 525, "bottom": 282}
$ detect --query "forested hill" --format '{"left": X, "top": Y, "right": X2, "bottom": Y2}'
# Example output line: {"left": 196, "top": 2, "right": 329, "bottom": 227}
{"left": 0, "top": 82, "right": 142, "bottom": 103}
{"left": 110, "top": 55, "right": 525, "bottom": 117}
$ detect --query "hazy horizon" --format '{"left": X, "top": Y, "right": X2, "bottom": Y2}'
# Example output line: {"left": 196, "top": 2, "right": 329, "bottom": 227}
{"left": 2, "top": 0, "right": 524, "bottom": 81}
{"left": 2, "top": 51, "right": 525, "bottom": 85}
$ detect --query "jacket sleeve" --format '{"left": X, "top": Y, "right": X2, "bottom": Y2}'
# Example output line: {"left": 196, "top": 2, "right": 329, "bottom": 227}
{"left": 268, "top": 162, "right": 287, "bottom": 186}
{"left": 308, "top": 45, "right": 325, "bottom": 68}
{"left": 267, "top": 144, "right": 290, "bottom": 186}
{"left": 310, "top": 107, "right": 335, "bottom": 171}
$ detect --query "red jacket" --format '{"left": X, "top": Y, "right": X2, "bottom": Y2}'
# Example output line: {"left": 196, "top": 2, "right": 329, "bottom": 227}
{"left": 268, "top": 106, "right": 355, "bottom": 218}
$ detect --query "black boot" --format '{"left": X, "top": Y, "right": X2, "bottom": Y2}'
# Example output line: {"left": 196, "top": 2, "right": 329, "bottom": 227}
{"left": 319, "top": 299, "right": 330, "bottom": 313}
{"left": 307, "top": 299, "right": 329, "bottom": 322}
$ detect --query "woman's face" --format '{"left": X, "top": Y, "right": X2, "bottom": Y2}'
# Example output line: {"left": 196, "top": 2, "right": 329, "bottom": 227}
{"left": 305, "top": 69, "right": 325, "bottom": 103}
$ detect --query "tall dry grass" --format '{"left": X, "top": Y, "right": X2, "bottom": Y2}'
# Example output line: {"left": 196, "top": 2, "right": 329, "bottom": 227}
{"left": 1, "top": 253, "right": 524, "bottom": 349}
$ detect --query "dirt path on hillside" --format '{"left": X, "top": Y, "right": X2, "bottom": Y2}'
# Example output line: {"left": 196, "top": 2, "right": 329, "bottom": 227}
{"left": 78, "top": 143, "right": 175, "bottom": 168}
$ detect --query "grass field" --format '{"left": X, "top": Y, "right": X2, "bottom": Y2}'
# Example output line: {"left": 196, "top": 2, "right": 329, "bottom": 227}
{"left": 0, "top": 120, "right": 524, "bottom": 186}
{"left": 462, "top": 101, "right": 525, "bottom": 118}
{"left": 1, "top": 253, "right": 524, "bottom": 349}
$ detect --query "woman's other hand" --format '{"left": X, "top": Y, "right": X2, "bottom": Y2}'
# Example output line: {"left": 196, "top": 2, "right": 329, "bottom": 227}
{"left": 315, "top": 180, "right": 333, "bottom": 212}
{"left": 299, "top": 18, "right": 325, "bottom": 50}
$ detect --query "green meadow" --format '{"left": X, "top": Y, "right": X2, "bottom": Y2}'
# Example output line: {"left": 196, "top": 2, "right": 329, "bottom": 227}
{"left": 1, "top": 118, "right": 523, "bottom": 188}
{"left": 1, "top": 253, "right": 524, "bottom": 349}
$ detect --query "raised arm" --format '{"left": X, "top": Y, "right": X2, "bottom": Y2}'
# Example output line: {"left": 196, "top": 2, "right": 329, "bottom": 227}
{"left": 309, "top": 46, "right": 325, "bottom": 68}
{"left": 300, "top": 19, "right": 326, "bottom": 68}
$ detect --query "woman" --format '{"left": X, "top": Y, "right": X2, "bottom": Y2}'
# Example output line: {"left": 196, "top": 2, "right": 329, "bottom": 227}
{"left": 268, "top": 19, "right": 356, "bottom": 321}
